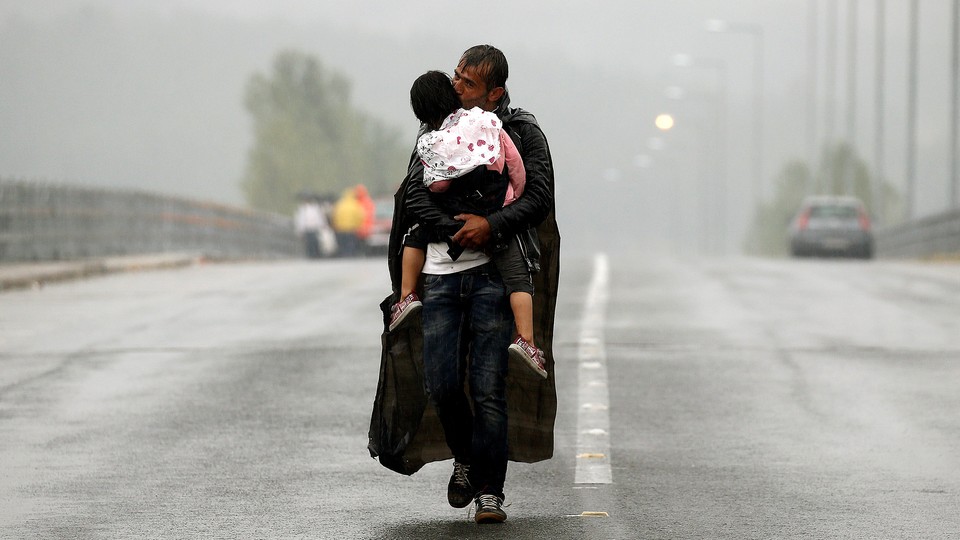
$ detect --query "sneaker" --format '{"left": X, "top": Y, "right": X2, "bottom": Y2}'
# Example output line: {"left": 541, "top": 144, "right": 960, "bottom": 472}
{"left": 447, "top": 462, "right": 474, "bottom": 508}
{"left": 474, "top": 493, "right": 507, "bottom": 524}
{"left": 508, "top": 336, "right": 548, "bottom": 379}
{"left": 388, "top": 292, "right": 422, "bottom": 332}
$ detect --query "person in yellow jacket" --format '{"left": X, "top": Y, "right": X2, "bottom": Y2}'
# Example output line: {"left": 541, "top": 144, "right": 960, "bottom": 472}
{"left": 332, "top": 187, "right": 366, "bottom": 257}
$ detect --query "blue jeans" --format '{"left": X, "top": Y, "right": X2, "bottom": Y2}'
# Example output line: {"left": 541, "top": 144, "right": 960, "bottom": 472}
{"left": 421, "top": 266, "right": 513, "bottom": 498}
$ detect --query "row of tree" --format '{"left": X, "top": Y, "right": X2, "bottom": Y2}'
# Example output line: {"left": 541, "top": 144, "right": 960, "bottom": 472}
{"left": 241, "top": 50, "right": 409, "bottom": 215}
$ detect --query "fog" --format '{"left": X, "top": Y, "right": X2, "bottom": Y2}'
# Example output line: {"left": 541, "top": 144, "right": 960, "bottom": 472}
{"left": 1, "top": 0, "right": 956, "bottom": 254}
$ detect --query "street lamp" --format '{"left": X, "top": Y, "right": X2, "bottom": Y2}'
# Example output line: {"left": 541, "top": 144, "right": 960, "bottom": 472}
{"left": 905, "top": 0, "right": 919, "bottom": 220}
{"left": 874, "top": 0, "right": 887, "bottom": 223}
{"left": 705, "top": 19, "right": 765, "bottom": 206}
{"left": 655, "top": 113, "right": 675, "bottom": 132}
{"left": 646, "top": 111, "right": 688, "bottom": 254}
{"left": 952, "top": 0, "right": 960, "bottom": 208}
{"left": 672, "top": 54, "right": 729, "bottom": 255}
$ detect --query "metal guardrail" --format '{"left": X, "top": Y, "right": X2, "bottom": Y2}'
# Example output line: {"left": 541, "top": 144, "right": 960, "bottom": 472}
{"left": 874, "top": 207, "right": 960, "bottom": 259}
{"left": 3, "top": 180, "right": 956, "bottom": 263}
{"left": 0, "top": 179, "right": 300, "bottom": 262}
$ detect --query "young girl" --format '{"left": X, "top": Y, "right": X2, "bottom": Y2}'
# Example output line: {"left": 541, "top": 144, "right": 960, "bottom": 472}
{"left": 389, "top": 70, "right": 546, "bottom": 379}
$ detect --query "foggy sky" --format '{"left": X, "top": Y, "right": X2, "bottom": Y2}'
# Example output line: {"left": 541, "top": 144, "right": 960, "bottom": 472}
{"left": 1, "top": 0, "right": 957, "bottom": 254}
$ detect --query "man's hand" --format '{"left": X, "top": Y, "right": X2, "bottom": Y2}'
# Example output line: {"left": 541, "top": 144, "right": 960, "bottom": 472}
{"left": 452, "top": 214, "right": 491, "bottom": 250}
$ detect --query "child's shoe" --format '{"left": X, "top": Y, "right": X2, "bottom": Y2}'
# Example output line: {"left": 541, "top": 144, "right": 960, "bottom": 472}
{"left": 508, "top": 335, "right": 548, "bottom": 379}
{"left": 389, "top": 292, "right": 422, "bottom": 332}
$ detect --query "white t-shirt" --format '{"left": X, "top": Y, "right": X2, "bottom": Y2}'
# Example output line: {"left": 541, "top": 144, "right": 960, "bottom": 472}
{"left": 422, "top": 242, "right": 490, "bottom": 275}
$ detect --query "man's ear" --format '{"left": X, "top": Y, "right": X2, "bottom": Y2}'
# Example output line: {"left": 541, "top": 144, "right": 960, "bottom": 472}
{"left": 487, "top": 86, "right": 505, "bottom": 105}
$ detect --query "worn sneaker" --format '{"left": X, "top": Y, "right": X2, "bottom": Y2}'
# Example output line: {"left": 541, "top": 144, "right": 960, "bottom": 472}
{"left": 388, "top": 292, "right": 422, "bottom": 332}
{"left": 447, "top": 462, "right": 474, "bottom": 508}
{"left": 474, "top": 493, "right": 507, "bottom": 524}
{"left": 508, "top": 336, "right": 548, "bottom": 379}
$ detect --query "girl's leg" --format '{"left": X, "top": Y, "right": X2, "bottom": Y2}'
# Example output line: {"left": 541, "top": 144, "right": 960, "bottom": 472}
{"left": 400, "top": 246, "right": 426, "bottom": 298}
{"left": 510, "top": 291, "right": 535, "bottom": 346}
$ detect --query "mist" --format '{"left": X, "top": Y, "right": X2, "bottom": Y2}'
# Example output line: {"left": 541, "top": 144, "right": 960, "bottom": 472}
{"left": 1, "top": 0, "right": 956, "bottom": 255}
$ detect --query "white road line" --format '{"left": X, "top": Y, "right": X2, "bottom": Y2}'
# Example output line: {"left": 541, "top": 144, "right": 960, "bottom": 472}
{"left": 574, "top": 253, "right": 612, "bottom": 484}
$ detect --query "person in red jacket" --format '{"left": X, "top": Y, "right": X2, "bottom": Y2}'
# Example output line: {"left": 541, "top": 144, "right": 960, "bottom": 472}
{"left": 354, "top": 184, "right": 376, "bottom": 250}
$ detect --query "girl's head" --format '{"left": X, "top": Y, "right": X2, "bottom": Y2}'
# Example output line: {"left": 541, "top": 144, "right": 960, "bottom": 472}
{"left": 410, "top": 70, "right": 460, "bottom": 129}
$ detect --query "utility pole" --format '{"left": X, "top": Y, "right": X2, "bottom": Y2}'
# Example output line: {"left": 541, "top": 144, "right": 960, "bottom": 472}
{"left": 845, "top": 0, "right": 858, "bottom": 196}
{"left": 874, "top": 0, "right": 886, "bottom": 223}
{"left": 807, "top": 0, "right": 819, "bottom": 193}
{"left": 951, "top": 0, "right": 960, "bottom": 208}
{"left": 905, "top": 0, "right": 919, "bottom": 220}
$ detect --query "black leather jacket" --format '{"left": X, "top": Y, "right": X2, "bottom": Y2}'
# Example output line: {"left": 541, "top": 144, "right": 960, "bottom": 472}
{"left": 387, "top": 92, "right": 556, "bottom": 286}
{"left": 372, "top": 92, "right": 561, "bottom": 473}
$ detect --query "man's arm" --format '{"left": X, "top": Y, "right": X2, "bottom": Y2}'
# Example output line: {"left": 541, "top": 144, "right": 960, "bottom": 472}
{"left": 481, "top": 119, "right": 554, "bottom": 245}
{"left": 403, "top": 151, "right": 463, "bottom": 237}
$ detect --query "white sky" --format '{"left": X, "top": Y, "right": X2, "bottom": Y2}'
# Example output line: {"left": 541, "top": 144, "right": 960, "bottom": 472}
{"left": 2, "top": 0, "right": 957, "bottom": 251}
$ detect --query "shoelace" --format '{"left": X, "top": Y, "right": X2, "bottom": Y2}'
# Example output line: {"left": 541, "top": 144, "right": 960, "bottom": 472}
{"left": 453, "top": 463, "right": 470, "bottom": 487}
{"left": 466, "top": 493, "right": 506, "bottom": 519}
{"left": 476, "top": 494, "right": 501, "bottom": 509}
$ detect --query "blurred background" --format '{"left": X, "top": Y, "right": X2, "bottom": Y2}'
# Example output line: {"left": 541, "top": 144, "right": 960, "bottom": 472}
{"left": 1, "top": 0, "right": 957, "bottom": 257}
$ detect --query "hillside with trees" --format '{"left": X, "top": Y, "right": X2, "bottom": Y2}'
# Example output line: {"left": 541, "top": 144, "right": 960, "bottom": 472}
{"left": 241, "top": 50, "right": 408, "bottom": 214}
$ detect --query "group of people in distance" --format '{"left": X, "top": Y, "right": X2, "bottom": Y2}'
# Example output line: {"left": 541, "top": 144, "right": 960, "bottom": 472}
{"left": 293, "top": 184, "right": 378, "bottom": 258}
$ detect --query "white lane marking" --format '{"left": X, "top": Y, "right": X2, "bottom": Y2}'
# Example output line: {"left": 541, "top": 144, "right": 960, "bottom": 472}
{"left": 575, "top": 253, "right": 612, "bottom": 484}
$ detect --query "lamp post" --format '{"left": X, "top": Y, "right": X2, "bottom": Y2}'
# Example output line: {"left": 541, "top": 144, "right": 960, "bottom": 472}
{"left": 905, "top": 0, "right": 919, "bottom": 220}
{"left": 651, "top": 116, "right": 683, "bottom": 253}
{"left": 807, "top": 0, "right": 819, "bottom": 190}
{"left": 874, "top": 0, "right": 886, "bottom": 223}
{"left": 952, "top": 0, "right": 959, "bottom": 208}
{"left": 673, "top": 53, "right": 729, "bottom": 255}
{"left": 705, "top": 19, "right": 764, "bottom": 207}
{"left": 845, "top": 0, "right": 858, "bottom": 196}
{"left": 661, "top": 88, "right": 709, "bottom": 254}
{"left": 825, "top": 3, "right": 839, "bottom": 147}
{"left": 846, "top": 0, "right": 858, "bottom": 151}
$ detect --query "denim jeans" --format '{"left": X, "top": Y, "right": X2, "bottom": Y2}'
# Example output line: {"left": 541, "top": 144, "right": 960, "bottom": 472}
{"left": 421, "top": 266, "right": 513, "bottom": 498}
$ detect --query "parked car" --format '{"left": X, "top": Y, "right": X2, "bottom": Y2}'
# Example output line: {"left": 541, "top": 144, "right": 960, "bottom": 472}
{"left": 788, "top": 196, "right": 874, "bottom": 259}
{"left": 364, "top": 197, "right": 394, "bottom": 255}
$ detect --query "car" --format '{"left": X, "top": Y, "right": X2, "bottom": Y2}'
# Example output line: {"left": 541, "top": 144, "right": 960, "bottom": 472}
{"left": 788, "top": 195, "right": 874, "bottom": 259}
{"left": 364, "top": 197, "right": 394, "bottom": 255}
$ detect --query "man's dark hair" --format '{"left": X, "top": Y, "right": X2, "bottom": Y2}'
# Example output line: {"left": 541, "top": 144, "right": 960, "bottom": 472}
{"left": 410, "top": 70, "right": 460, "bottom": 128}
{"left": 459, "top": 44, "right": 508, "bottom": 92}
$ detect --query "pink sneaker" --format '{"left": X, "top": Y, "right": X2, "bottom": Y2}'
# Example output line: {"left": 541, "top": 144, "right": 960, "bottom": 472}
{"left": 508, "top": 336, "right": 547, "bottom": 379}
{"left": 389, "top": 292, "right": 422, "bottom": 331}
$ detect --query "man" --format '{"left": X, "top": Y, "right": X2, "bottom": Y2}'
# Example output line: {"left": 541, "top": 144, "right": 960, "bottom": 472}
{"left": 370, "top": 44, "right": 559, "bottom": 524}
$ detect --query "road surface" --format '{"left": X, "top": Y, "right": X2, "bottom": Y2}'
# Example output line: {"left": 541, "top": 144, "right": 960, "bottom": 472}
{"left": 2, "top": 253, "right": 958, "bottom": 538}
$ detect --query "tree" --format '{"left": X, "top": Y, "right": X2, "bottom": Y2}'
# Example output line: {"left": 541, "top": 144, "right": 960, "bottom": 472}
{"left": 744, "top": 143, "right": 903, "bottom": 256}
{"left": 241, "top": 50, "right": 408, "bottom": 214}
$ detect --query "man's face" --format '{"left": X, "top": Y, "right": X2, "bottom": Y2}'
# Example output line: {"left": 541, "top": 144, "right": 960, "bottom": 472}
{"left": 453, "top": 62, "right": 500, "bottom": 111}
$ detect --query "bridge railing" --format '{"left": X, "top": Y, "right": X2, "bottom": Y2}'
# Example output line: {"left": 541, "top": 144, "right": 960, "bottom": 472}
{"left": 4, "top": 179, "right": 958, "bottom": 263}
{"left": 0, "top": 179, "right": 300, "bottom": 262}
{"left": 874, "top": 207, "right": 960, "bottom": 259}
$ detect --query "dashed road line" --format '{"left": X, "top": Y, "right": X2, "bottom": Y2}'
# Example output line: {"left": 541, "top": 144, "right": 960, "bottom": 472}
{"left": 574, "top": 253, "right": 612, "bottom": 485}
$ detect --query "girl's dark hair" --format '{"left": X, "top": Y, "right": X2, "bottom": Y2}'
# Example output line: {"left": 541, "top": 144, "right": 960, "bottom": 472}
{"left": 410, "top": 71, "right": 460, "bottom": 128}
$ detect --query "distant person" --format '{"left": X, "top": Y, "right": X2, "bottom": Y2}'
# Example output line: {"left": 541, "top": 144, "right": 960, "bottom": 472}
{"left": 353, "top": 184, "right": 377, "bottom": 256}
{"left": 388, "top": 70, "right": 546, "bottom": 379}
{"left": 294, "top": 194, "right": 323, "bottom": 259}
{"left": 316, "top": 196, "right": 338, "bottom": 257}
{"left": 332, "top": 187, "right": 365, "bottom": 257}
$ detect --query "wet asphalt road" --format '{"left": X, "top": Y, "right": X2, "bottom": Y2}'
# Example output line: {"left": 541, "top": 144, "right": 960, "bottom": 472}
{"left": 1, "top": 253, "right": 959, "bottom": 539}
